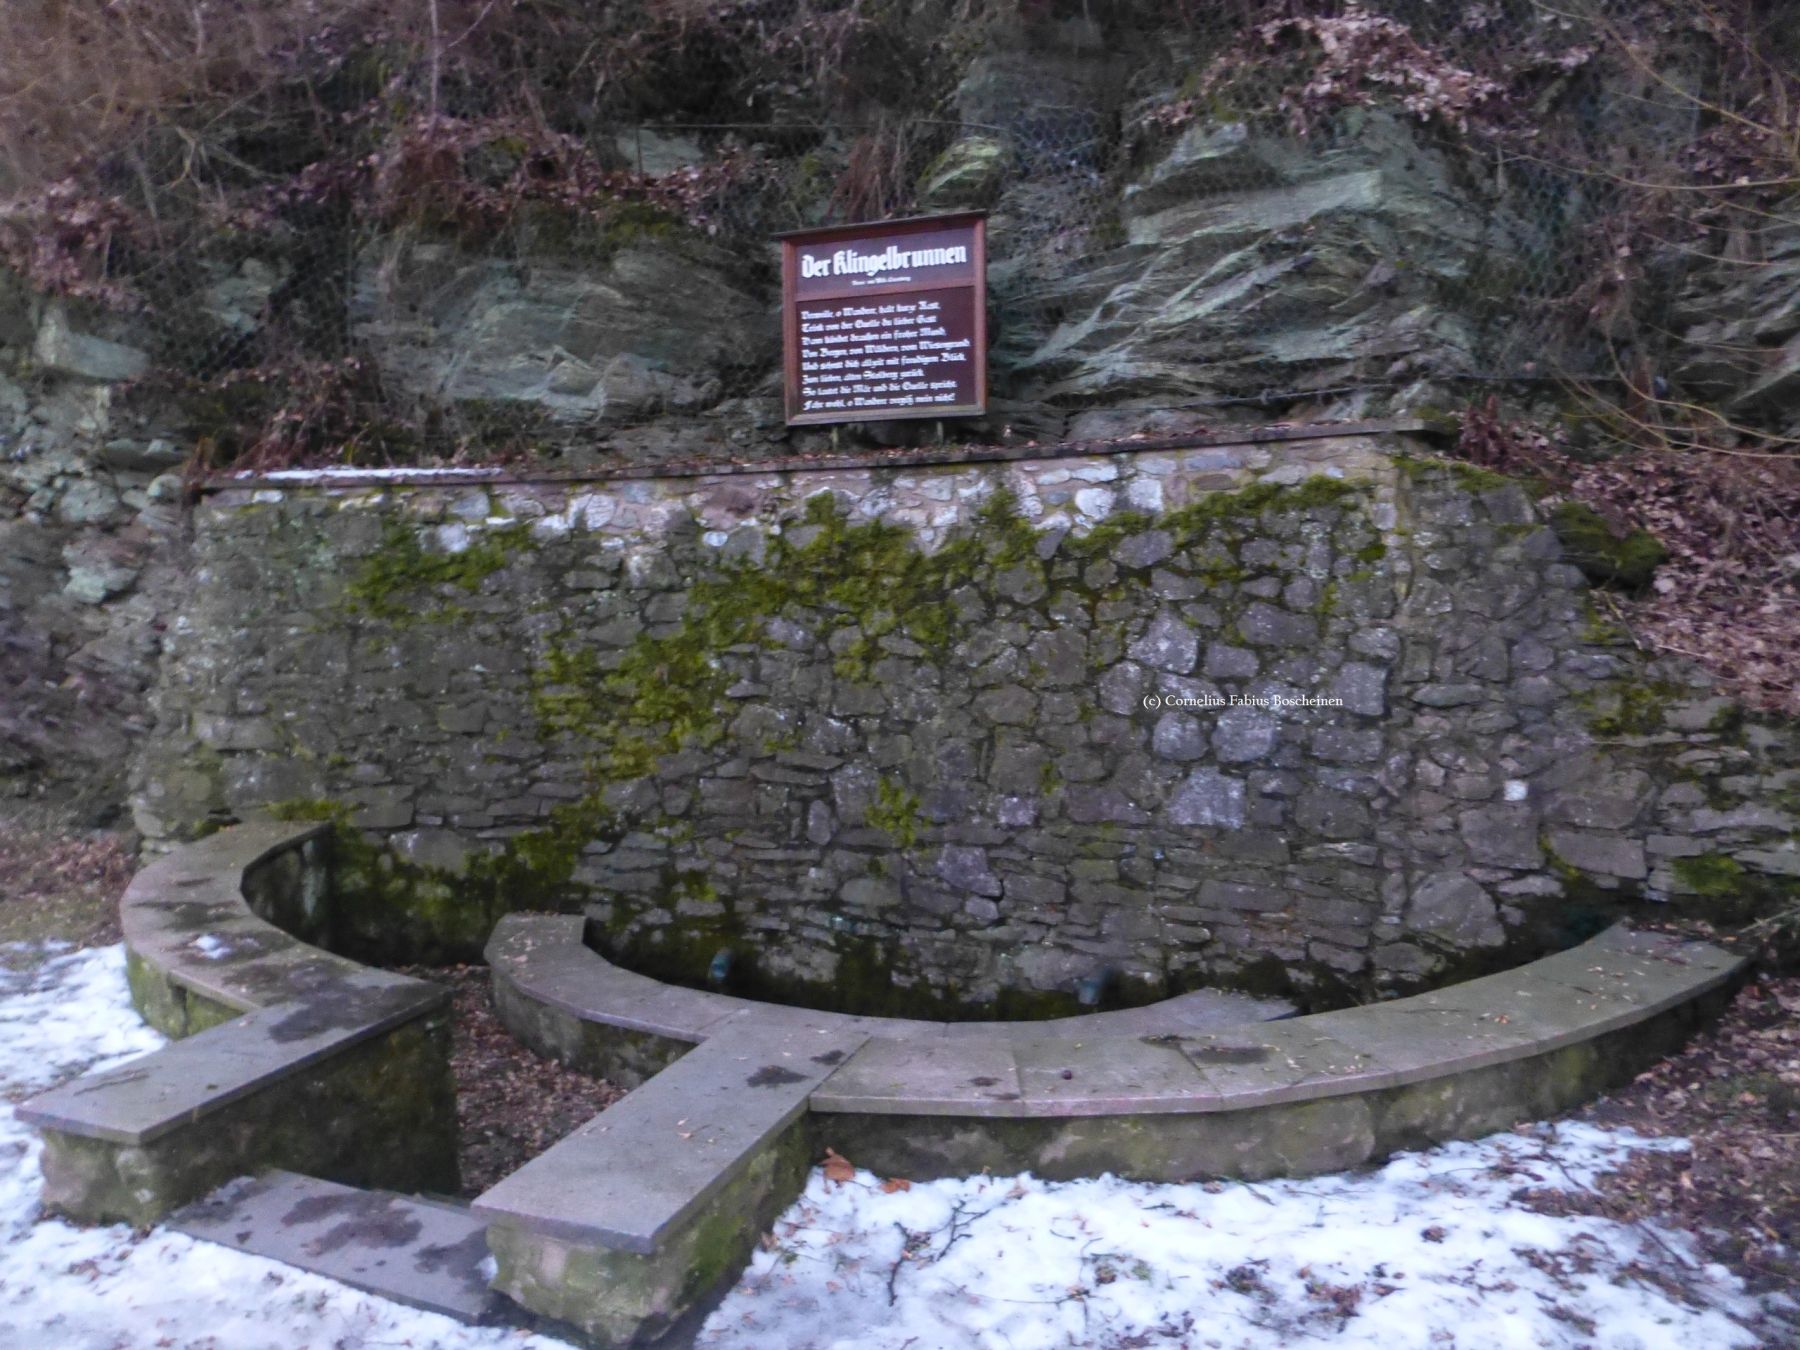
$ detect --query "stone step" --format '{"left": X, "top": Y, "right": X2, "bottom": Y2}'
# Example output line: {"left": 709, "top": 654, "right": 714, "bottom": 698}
{"left": 169, "top": 1170, "right": 506, "bottom": 1326}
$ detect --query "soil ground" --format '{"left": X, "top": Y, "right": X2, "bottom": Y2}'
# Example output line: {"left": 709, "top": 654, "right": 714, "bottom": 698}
{"left": 0, "top": 812, "right": 128, "bottom": 962}
{"left": 1524, "top": 969, "right": 1800, "bottom": 1299}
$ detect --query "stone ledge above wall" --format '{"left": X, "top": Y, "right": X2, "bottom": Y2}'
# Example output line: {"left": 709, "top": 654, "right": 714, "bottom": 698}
{"left": 200, "top": 421, "right": 1407, "bottom": 552}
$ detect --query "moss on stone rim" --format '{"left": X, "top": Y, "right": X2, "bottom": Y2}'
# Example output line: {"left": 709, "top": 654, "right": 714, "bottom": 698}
{"left": 1549, "top": 500, "right": 1667, "bottom": 592}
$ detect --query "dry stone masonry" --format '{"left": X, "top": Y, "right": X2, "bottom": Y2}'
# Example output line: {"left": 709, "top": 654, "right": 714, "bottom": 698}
{"left": 132, "top": 430, "right": 1798, "bottom": 1017}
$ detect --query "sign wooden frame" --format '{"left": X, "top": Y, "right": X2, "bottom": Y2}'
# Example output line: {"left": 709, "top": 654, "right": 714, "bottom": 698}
{"left": 778, "top": 211, "right": 988, "bottom": 427}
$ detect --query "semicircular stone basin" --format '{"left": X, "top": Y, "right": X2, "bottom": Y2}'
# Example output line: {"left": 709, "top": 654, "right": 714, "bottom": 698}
{"left": 17, "top": 822, "right": 1750, "bottom": 1345}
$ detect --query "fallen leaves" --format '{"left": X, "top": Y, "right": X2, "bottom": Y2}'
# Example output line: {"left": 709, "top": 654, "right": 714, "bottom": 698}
{"left": 1523, "top": 974, "right": 1800, "bottom": 1300}
{"left": 394, "top": 962, "right": 623, "bottom": 1195}
{"left": 820, "top": 1146, "right": 915, "bottom": 1194}
{"left": 1448, "top": 399, "right": 1800, "bottom": 716}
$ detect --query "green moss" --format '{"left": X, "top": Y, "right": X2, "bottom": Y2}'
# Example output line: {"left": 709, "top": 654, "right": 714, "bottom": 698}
{"left": 1447, "top": 463, "right": 1515, "bottom": 492}
{"left": 673, "top": 869, "right": 719, "bottom": 906}
{"left": 267, "top": 797, "right": 352, "bottom": 824}
{"left": 1549, "top": 501, "right": 1667, "bottom": 591}
{"left": 1066, "top": 509, "right": 1156, "bottom": 563}
{"left": 1708, "top": 702, "right": 1746, "bottom": 736}
{"left": 1580, "top": 677, "right": 1685, "bottom": 737}
{"left": 344, "top": 520, "right": 535, "bottom": 623}
{"left": 1162, "top": 477, "right": 1362, "bottom": 542}
{"left": 595, "top": 200, "right": 680, "bottom": 252}
{"left": 1672, "top": 852, "right": 1746, "bottom": 897}
{"left": 1540, "top": 835, "right": 1584, "bottom": 885}
{"left": 1581, "top": 609, "right": 1628, "bottom": 645}
{"left": 1397, "top": 455, "right": 1547, "bottom": 497}
{"left": 866, "top": 777, "right": 922, "bottom": 848}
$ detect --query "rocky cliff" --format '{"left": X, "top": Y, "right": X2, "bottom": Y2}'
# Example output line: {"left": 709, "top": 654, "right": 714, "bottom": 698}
{"left": 2, "top": 0, "right": 1795, "bottom": 828}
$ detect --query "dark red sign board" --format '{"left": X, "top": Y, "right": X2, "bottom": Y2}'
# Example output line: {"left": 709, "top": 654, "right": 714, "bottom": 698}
{"left": 779, "top": 212, "right": 987, "bottom": 426}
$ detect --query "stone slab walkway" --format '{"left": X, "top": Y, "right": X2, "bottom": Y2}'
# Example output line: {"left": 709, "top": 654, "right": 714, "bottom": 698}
{"left": 169, "top": 1170, "right": 506, "bottom": 1325}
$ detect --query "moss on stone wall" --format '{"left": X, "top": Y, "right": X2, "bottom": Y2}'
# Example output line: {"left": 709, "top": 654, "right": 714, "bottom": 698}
{"left": 1673, "top": 852, "right": 1746, "bottom": 897}
{"left": 1549, "top": 501, "right": 1666, "bottom": 591}
{"left": 1579, "top": 676, "right": 1686, "bottom": 737}
{"left": 344, "top": 520, "right": 535, "bottom": 623}
{"left": 263, "top": 472, "right": 1382, "bottom": 983}
{"left": 866, "top": 778, "right": 922, "bottom": 848}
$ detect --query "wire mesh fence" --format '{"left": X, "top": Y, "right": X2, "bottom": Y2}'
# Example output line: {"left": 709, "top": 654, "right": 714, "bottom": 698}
{"left": 0, "top": 0, "right": 1726, "bottom": 460}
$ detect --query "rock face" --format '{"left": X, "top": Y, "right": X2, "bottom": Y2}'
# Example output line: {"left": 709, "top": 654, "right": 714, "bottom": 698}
{"left": 0, "top": 288, "right": 188, "bottom": 812}
{"left": 1672, "top": 212, "right": 1800, "bottom": 439}
{"left": 995, "top": 110, "right": 1507, "bottom": 415}
{"left": 133, "top": 434, "right": 1798, "bottom": 1012}
{"left": 349, "top": 236, "right": 776, "bottom": 430}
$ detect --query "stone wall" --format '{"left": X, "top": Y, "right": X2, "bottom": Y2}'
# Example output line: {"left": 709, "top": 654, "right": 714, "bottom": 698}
{"left": 132, "top": 431, "right": 1799, "bottom": 1013}
{"left": 0, "top": 279, "right": 189, "bottom": 815}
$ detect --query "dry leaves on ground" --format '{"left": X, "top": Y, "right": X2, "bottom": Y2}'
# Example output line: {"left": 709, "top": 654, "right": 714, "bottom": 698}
{"left": 394, "top": 963, "right": 623, "bottom": 1196}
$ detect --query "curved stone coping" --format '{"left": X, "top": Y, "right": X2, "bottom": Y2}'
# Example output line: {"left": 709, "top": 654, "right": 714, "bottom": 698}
{"left": 18, "top": 821, "right": 455, "bottom": 1222}
{"left": 117, "top": 819, "right": 414, "bottom": 1026}
{"left": 815, "top": 924, "right": 1745, "bottom": 1118}
{"left": 476, "top": 917, "right": 1740, "bottom": 1346}
{"left": 489, "top": 913, "right": 1744, "bottom": 1121}
{"left": 486, "top": 912, "right": 1298, "bottom": 1056}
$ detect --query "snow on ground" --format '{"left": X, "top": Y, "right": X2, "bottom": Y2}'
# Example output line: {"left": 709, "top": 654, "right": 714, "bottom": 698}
{"left": 0, "top": 942, "right": 570, "bottom": 1350}
{"left": 699, "top": 1124, "right": 1786, "bottom": 1350}
{"left": 0, "top": 942, "right": 1787, "bottom": 1350}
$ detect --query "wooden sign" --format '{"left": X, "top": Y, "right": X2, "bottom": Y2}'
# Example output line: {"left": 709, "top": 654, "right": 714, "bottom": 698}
{"left": 779, "top": 212, "right": 987, "bottom": 426}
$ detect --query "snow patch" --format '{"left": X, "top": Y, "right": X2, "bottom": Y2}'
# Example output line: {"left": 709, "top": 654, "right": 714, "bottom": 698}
{"left": 699, "top": 1133, "right": 1781, "bottom": 1349}
{"left": 237, "top": 466, "right": 504, "bottom": 482}
{"left": 1, "top": 943, "right": 1787, "bottom": 1350}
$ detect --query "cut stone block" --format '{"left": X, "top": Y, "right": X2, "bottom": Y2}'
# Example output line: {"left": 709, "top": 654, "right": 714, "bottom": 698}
{"left": 170, "top": 1171, "right": 505, "bottom": 1325}
{"left": 1012, "top": 1035, "right": 1211, "bottom": 1114}
{"left": 1172, "top": 1022, "right": 1395, "bottom": 1105}
{"left": 809, "top": 1037, "right": 1024, "bottom": 1116}
{"left": 473, "top": 1018, "right": 865, "bottom": 1254}
{"left": 19, "top": 973, "right": 445, "bottom": 1146}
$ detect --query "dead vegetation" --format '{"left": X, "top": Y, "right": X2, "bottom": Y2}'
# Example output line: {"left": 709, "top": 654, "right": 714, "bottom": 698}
{"left": 1519, "top": 972, "right": 1800, "bottom": 1305}
{"left": 394, "top": 962, "right": 622, "bottom": 1196}
{"left": 0, "top": 821, "right": 132, "bottom": 958}
{"left": 1451, "top": 395, "right": 1800, "bottom": 716}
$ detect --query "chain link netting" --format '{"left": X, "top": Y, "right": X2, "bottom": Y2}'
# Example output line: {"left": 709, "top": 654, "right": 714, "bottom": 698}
{"left": 1, "top": 0, "right": 1720, "bottom": 456}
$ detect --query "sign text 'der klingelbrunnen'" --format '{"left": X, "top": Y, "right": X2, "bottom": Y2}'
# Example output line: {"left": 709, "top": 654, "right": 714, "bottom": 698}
{"left": 779, "top": 212, "right": 988, "bottom": 426}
